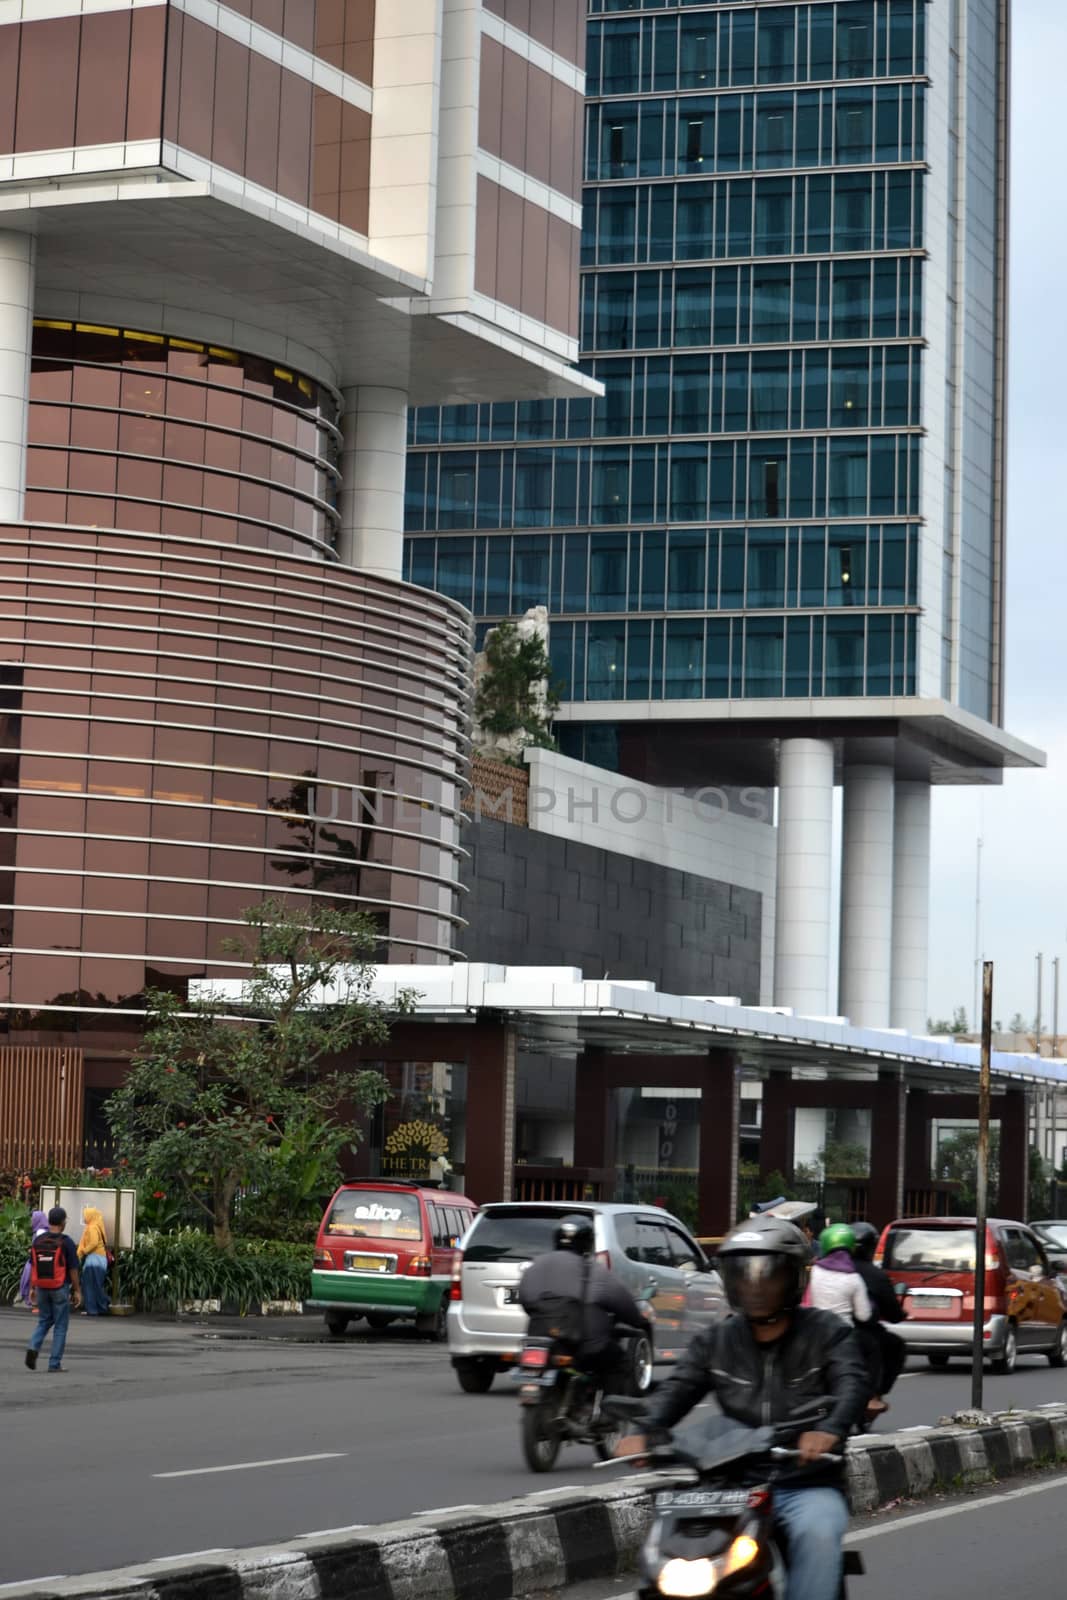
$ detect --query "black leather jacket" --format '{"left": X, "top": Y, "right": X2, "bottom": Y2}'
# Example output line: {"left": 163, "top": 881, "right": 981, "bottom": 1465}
{"left": 644, "top": 1308, "right": 869, "bottom": 1487}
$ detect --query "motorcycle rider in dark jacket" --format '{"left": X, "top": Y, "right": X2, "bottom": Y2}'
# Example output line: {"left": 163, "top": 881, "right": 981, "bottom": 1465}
{"left": 616, "top": 1214, "right": 869, "bottom": 1600}
{"left": 519, "top": 1216, "right": 647, "bottom": 1388}
{"left": 851, "top": 1221, "right": 907, "bottom": 1401}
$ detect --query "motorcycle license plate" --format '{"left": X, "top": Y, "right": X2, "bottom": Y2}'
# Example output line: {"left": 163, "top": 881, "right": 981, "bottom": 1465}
{"left": 655, "top": 1489, "right": 750, "bottom": 1512}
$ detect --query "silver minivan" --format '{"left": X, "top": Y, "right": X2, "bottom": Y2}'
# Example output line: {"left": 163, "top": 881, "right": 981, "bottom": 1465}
{"left": 446, "top": 1201, "right": 725, "bottom": 1393}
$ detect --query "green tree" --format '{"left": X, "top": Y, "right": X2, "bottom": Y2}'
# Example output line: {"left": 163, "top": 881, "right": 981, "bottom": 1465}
{"left": 106, "top": 900, "right": 405, "bottom": 1251}
{"left": 1009, "top": 1012, "right": 1029, "bottom": 1036}
{"left": 474, "top": 619, "right": 560, "bottom": 758}
{"left": 951, "top": 1006, "right": 969, "bottom": 1036}
{"left": 935, "top": 1126, "right": 1001, "bottom": 1212}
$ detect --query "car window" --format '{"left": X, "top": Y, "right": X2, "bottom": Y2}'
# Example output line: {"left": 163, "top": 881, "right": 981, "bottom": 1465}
{"left": 1039, "top": 1223, "right": 1067, "bottom": 1249}
{"left": 464, "top": 1207, "right": 594, "bottom": 1263}
{"left": 1005, "top": 1229, "right": 1042, "bottom": 1271}
{"left": 665, "top": 1224, "right": 703, "bottom": 1271}
{"left": 882, "top": 1226, "right": 976, "bottom": 1271}
{"left": 429, "top": 1205, "right": 451, "bottom": 1248}
{"left": 615, "top": 1213, "right": 642, "bottom": 1262}
{"left": 325, "top": 1189, "right": 424, "bottom": 1241}
{"left": 636, "top": 1218, "right": 674, "bottom": 1268}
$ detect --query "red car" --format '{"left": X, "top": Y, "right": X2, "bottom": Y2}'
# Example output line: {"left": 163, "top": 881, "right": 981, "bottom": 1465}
{"left": 876, "top": 1216, "right": 1067, "bottom": 1373}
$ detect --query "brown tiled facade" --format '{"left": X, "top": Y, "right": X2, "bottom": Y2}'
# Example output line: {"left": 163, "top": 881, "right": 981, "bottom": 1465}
{"left": 475, "top": 177, "right": 581, "bottom": 338}
{"left": 225, "top": 0, "right": 376, "bottom": 83}
{"left": 478, "top": 36, "right": 583, "bottom": 202}
{"left": 0, "top": 519, "right": 471, "bottom": 1012}
{"left": 0, "top": 9, "right": 372, "bottom": 237}
{"left": 26, "top": 323, "right": 341, "bottom": 560}
{"left": 481, "top": 0, "right": 585, "bottom": 70}
{"left": 0, "top": 8, "right": 166, "bottom": 154}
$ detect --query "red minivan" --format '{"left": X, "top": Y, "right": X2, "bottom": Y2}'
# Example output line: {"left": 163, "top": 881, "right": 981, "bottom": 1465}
{"left": 877, "top": 1216, "right": 1067, "bottom": 1373}
{"left": 310, "top": 1180, "right": 478, "bottom": 1340}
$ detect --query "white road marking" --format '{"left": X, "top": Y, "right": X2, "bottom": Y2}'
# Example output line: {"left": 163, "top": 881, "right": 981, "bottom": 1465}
{"left": 154, "top": 1452, "right": 345, "bottom": 1479}
{"left": 294, "top": 1526, "right": 367, "bottom": 1539}
{"left": 845, "top": 1469, "right": 1067, "bottom": 1544}
{"left": 412, "top": 1504, "right": 481, "bottom": 1516}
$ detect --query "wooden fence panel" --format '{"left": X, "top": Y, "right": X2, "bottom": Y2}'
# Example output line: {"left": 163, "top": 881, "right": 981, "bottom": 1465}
{"left": 0, "top": 1047, "right": 84, "bottom": 1170}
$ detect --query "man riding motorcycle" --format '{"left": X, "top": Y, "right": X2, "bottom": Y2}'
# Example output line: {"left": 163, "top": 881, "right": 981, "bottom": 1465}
{"left": 616, "top": 1215, "right": 869, "bottom": 1600}
{"left": 519, "top": 1216, "right": 648, "bottom": 1392}
{"left": 850, "top": 1220, "right": 907, "bottom": 1402}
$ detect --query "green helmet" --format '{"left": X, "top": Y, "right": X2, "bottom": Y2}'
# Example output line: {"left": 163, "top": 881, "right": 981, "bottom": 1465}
{"left": 819, "top": 1223, "right": 856, "bottom": 1256}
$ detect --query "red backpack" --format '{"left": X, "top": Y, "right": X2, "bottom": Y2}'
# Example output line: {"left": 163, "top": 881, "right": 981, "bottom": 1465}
{"left": 30, "top": 1235, "right": 68, "bottom": 1290}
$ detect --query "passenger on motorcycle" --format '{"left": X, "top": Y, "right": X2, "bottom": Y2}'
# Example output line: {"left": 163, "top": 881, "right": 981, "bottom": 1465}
{"left": 850, "top": 1221, "right": 907, "bottom": 1404}
{"left": 616, "top": 1215, "right": 869, "bottom": 1600}
{"left": 519, "top": 1216, "right": 648, "bottom": 1392}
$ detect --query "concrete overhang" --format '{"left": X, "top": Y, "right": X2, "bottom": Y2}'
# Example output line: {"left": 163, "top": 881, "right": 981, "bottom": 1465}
{"left": 0, "top": 178, "right": 600, "bottom": 404}
{"left": 197, "top": 964, "right": 1067, "bottom": 1095}
{"left": 554, "top": 696, "right": 1046, "bottom": 786}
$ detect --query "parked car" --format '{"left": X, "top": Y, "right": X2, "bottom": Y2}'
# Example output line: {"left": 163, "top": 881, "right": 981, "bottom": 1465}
{"left": 446, "top": 1201, "right": 726, "bottom": 1393}
{"left": 876, "top": 1216, "right": 1067, "bottom": 1373}
{"left": 1029, "top": 1221, "right": 1067, "bottom": 1272}
{"left": 309, "top": 1180, "right": 479, "bottom": 1339}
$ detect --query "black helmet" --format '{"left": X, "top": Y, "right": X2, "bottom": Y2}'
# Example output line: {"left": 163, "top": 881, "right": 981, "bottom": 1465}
{"left": 554, "top": 1215, "right": 595, "bottom": 1256}
{"left": 718, "top": 1215, "right": 810, "bottom": 1325}
{"left": 851, "top": 1222, "right": 880, "bottom": 1262}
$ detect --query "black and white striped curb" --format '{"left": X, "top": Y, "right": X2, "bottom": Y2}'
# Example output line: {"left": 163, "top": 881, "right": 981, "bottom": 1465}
{"left": 8, "top": 1406, "right": 1067, "bottom": 1600}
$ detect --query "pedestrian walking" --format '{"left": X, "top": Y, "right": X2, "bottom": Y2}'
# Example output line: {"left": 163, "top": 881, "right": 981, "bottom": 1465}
{"left": 77, "top": 1205, "right": 111, "bottom": 1316}
{"left": 25, "top": 1207, "right": 81, "bottom": 1372}
{"left": 17, "top": 1209, "right": 49, "bottom": 1309}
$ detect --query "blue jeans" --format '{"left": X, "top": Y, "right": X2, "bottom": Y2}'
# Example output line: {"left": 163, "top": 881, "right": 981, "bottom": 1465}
{"left": 774, "top": 1486, "right": 850, "bottom": 1600}
{"left": 82, "top": 1257, "right": 110, "bottom": 1315}
{"left": 28, "top": 1286, "right": 71, "bottom": 1370}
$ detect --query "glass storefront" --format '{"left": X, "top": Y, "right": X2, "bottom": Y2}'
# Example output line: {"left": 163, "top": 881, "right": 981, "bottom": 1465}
{"left": 366, "top": 1061, "right": 468, "bottom": 1189}
{"left": 613, "top": 1086, "right": 701, "bottom": 1231}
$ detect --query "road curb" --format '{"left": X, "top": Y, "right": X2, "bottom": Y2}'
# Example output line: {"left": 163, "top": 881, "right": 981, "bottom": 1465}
{"left": 10, "top": 1407, "right": 1067, "bottom": 1600}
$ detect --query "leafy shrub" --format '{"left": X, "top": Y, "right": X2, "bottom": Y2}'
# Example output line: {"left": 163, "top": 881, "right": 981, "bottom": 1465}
{"left": 117, "top": 1230, "right": 313, "bottom": 1313}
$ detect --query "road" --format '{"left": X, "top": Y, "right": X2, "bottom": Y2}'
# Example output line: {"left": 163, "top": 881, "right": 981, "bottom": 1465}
{"left": 553, "top": 1471, "right": 1067, "bottom": 1598}
{"left": 0, "top": 1308, "right": 1065, "bottom": 1587}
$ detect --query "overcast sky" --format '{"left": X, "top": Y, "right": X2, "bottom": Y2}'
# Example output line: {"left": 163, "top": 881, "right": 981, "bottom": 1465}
{"left": 926, "top": 1, "right": 1067, "bottom": 1030}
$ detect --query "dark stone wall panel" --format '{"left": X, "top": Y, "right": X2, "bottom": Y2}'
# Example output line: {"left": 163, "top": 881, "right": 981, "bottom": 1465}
{"left": 459, "top": 818, "right": 763, "bottom": 1002}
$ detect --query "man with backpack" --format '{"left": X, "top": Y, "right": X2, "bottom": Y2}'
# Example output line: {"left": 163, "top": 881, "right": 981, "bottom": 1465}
{"left": 25, "top": 1207, "right": 82, "bottom": 1372}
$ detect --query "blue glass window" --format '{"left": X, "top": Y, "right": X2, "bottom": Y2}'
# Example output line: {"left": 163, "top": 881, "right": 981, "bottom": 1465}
{"left": 669, "top": 443, "right": 709, "bottom": 520}
{"left": 590, "top": 533, "right": 628, "bottom": 612}
{"left": 588, "top": 621, "right": 627, "bottom": 699}
{"left": 747, "top": 530, "right": 787, "bottom": 608}
{"left": 665, "top": 619, "right": 704, "bottom": 699}
{"left": 672, "top": 355, "right": 710, "bottom": 433}
{"left": 825, "top": 615, "right": 866, "bottom": 695}
{"left": 667, "top": 530, "right": 707, "bottom": 609}
{"left": 745, "top": 618, "right": 784, "bottom": 697}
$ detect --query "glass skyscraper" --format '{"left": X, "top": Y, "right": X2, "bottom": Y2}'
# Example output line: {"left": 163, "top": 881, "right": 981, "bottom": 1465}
{"left": 403, "top": 0, "right": 1042, "bottom": 1032}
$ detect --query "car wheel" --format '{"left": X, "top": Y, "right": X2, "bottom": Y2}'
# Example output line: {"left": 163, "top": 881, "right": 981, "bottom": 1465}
{"left": 365, "top": 1313, "right": 396, "bottom": 1331}
{"left": 324, "top": 1313, "right": 350, "bottom": 1338}
{"left": 1048, "top": 1322, "right": 1067, "bottom": 1368}
{"left": 415, "top": 1298, "right": 448, "bottom": 1341}
{"left": 927, "top": 1353, "right": 951, "bottom": 1369}
{"left": 626, "top": 1333, "right": 654, "bottom": 1395}
{"left": 991, "top": 1324, "right": 1017, "bottom": 1375}
{"left": 454, "top": 1356, "right": 495, "bottom": 1394}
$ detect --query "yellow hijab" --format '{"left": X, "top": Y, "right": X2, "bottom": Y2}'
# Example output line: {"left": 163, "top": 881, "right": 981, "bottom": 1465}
{"left": 78, "top": 1207, "right": 108, "bottom": 1261}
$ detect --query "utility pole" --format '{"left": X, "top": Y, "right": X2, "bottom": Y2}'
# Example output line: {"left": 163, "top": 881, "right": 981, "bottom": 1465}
{"left": 971, "top": 959, "right": 993, "bottom": 1412}
{"left": 973, "top": 836, "right": 983, "bottom": 1028}
{"left": 1036, "top": 952, "right": 1043, "bottom": 1055}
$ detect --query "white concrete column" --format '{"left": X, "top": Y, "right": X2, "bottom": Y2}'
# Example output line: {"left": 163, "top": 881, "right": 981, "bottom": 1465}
{"left": 0, "top": 231, "right": 35, "bottom": 522}
{"left": 337, "top": 385, "right": 407, "bottom": 578}
{"left": 839, "top": 763, "right": 895, "bottom": 1028}
{"left": 891, "top": 780, "right": 932, "bottom": 1035}
{"left": 774, "top": 738, "right": 835, "bottom": 1016}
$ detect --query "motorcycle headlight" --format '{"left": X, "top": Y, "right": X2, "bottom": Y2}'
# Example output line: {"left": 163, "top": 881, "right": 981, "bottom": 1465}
{"left": 722, "top": 1536, "right": 760, "bottom": 1576}
{"left": 657, "top": 1558, "right": 717, "bottom": 1597}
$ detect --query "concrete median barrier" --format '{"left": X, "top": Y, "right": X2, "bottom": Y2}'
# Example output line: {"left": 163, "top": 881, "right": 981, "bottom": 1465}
{"left": 9, "top": 1407, "right": 1067, "bottom": 1600}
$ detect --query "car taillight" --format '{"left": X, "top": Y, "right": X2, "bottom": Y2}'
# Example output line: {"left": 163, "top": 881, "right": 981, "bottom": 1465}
{"left": 596, "top": 1250, "right": 612, "bottom": 1270}
{"left": 449, "top": 1249, "right": 463, "bottom": 1302}
{"left": 520, "top": 1346, "right": 549, "bottom": 1370}
{"left": 407, "top": 1255, "right": 432, "bottom": 1277}
{"left": 313, "top": 1249, "right": 334, "bottom": 1270}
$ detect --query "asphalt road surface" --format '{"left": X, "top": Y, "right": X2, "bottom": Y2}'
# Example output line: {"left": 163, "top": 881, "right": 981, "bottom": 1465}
{"left": 551, "top": 1470, "right": 1067, "bottom": 1599}
{"left": 1, "top": 1309, "right": 1065, "bottom": 1587}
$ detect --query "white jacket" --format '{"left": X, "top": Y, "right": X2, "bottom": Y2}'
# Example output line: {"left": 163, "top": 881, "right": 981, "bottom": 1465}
{"left": 808, "top": 1262, "right": 872, "bottom": 1323}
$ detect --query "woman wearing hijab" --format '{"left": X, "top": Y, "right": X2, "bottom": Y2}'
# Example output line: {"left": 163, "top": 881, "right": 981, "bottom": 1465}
{"left": 18, "top": 1210, "right": 49, "bottom": 1309}
{"left": 77, "top": 1206, "right": 111, "bottom": 1316}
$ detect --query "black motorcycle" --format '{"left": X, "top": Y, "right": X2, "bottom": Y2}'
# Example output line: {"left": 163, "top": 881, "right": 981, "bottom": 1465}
{"left": 601, "top": 1401, "right": 865, "bottom": 1598}
{"left": 515, "top": 1315, "right": 653, "bottom": 1473}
